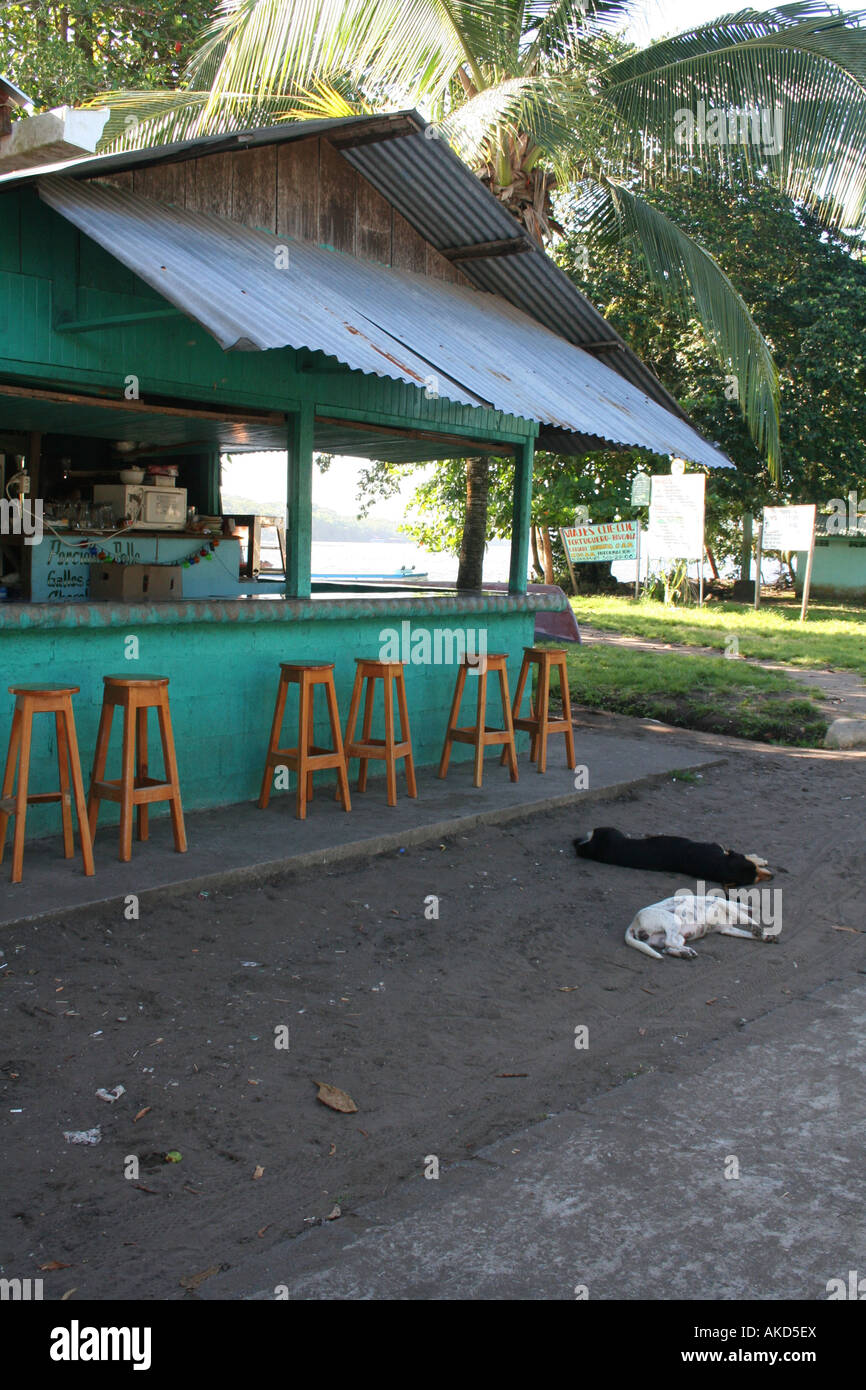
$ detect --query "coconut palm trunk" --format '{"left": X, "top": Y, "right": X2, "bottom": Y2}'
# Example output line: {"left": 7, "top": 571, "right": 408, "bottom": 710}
{"left": 456, "top": 455, "right": 490, "bottom": 590}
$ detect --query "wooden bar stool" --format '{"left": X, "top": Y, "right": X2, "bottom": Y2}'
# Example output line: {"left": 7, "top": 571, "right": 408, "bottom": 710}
{"left": 259, "top": 662, "right": 351, "bottom": 820}
{"left": 505, "top": 646, "right": 576, "bottom": 774}
{"left": 0, "top": 685, "right": 95, "bottom": 884}
{"left": 439, "top": 653, "right": 518, "bottom": 788}
{"left": 88, "top": 675, "right": 186, "bottom": 861}
{"left": 343, "top": 660, "right": 416, "bottom": 807}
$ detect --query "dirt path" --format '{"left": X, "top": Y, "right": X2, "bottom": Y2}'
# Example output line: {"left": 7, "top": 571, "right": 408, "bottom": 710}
{"left": 2, "top": 736, "right": 865, "bottom": 1300}
{"left": 579, "top": 623, "right": 866, "bottom": 721}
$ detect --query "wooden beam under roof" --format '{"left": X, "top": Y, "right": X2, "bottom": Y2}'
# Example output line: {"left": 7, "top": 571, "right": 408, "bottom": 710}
{"left": 327, "top": 115, "right": 423, "bottom": 150}
{"left": 439, "top": 235, "right": 532, "bottom": 263}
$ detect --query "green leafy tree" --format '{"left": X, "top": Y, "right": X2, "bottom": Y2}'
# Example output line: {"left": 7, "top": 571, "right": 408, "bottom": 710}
{"left": 0, "top": 2, "right": 213, "bottom": 111}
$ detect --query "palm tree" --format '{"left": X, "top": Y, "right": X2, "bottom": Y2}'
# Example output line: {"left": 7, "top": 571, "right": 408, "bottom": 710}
{"left": 98, "top": 1, "right": 866, "bottom": 585}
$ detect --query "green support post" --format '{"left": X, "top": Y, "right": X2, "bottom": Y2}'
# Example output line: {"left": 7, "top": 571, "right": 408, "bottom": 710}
{"left": 285, "top": 402, "right": 314, "bottom": 598}
{"left": 509, "top": 435, "right": 535, "bottom": 595}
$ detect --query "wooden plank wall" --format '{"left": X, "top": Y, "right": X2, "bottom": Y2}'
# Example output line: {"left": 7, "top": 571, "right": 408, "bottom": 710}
{"left": 99, "top": 137, "right": 469, "bottom": 285}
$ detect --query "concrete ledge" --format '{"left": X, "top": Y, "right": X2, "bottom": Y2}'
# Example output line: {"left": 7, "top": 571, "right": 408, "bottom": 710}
{"left": 0, "top": 731, "right": 725, "bottom": 929}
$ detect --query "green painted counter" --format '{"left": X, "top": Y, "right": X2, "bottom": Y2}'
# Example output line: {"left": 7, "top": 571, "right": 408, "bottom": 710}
{"left": 0, "top": 590, "right": 567, "bottom": 838}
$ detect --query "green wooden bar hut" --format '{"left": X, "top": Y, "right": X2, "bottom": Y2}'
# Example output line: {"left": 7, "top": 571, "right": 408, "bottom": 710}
{"left": 0, "top": 108, "right": 731, "bottom": 832}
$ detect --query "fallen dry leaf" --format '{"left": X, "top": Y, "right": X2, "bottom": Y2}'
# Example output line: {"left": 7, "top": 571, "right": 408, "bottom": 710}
{"left": 179, "top": 1264, "right": 223, "bottom": 1292}
{"left": 832, "top": 925, "right": 864, "bottom": 934}
{"left": 133, "top": 1107, "right": 151, "bottom": 1123}
{"left": 39, "top": 1261, "right": 72, "bottom": 1271}
{"left": 557, "top": 985, "right": 579, "bottom": 992}
{"left": 252, "top": 1164, "right": 264, "bottom": 1180}
{"left": 314, "top": 1081, "right": 358, "bottom": 1113}
{"left": 496, "top": 1072, "right": 528, "bottom": 1078}
{"left": 705, "top": 998, "right": 717, "bottom": 1005}
{"left": 61, "top": 1288, "right": 77, "bottom": 1301}
{"left": 328, "top": 1142, "right": 337, "bottom": 1157}
{"left": 326, "top": 1205, "right": 341, "bottom": 1221}
{"left": 257, "top": 1225, "right": 270, "bottom": 1239}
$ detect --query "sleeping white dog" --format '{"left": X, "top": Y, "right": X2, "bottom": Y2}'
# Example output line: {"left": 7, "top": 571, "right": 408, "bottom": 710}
{"left": 625, "top": 892, "right": 775, "bottom": 960}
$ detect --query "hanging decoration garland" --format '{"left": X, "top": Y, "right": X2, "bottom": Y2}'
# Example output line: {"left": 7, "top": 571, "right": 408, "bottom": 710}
{"left": 78, "top": 539, "right": 222, "bottom": 569}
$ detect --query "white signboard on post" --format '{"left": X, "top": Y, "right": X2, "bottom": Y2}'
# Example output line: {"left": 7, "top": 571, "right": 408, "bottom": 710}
{"left": 647, "top": 474, "right": 706, "bottom": 559}
{"left": 761, "top": 504, "right": 816, "bottom": 552}
{"left": 758, "top": 503, "right": 817, "bottom": 620}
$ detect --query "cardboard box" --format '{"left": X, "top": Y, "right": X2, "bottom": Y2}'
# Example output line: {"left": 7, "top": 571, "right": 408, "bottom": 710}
{"left": 88, "top": 563, "right": 183, "bottom": 601}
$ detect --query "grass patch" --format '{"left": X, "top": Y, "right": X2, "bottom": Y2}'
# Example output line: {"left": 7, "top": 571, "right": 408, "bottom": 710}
{"left": 552, "top": 644, "right": 828, "bottom": 747}
{"left": 571, "top": 594, "right": 866, "bottom": 677}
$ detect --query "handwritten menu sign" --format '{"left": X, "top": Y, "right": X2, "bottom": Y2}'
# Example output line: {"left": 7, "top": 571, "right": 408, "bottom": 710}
{"left": 560, "top": 521, "right": 638, "bottom": 563}
{"left": 39, "top": 537, "right": 143, "bottom": 602}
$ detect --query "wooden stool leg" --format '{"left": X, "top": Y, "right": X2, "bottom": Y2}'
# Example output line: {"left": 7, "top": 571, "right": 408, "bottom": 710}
{"left": 305, "top": 680, "right": 315, "bottom": 805}
{"left": 55, "top": 710, "right": 74, "bottom": 859}
{"left": 88, "top": 701, "right": 114, "bottom": 839}
{"left": 156, "top": 692, "right": 187, "bottom": 852}
{"left": 498, "top": 666, "right": 519, "bottom": 783}
{"left": 63, "top": 704, "right": 95, "bottom": 877}
{"left": 473, "top": 667, "right": 488, "bottom": 788}
{"left": 357, "top": 676, "right": 376, "bottom": 794}
{"left": 536, "top": 655, "right": 551, "bottom": 774}
{"left": 438, "top": 664, "right": 467, "bottom": 779}
{"left": 0, "top": 707, "right": 23, "bottom": 866}
{"left": 396, "top": 670, "right": 417, "bottom": 799}
{"left": 343, "top": 665, "right": 364, "bottom": 790}
{"left": 118, "top": 698, "right": 136, "bottom": 863}
{"left": 259, "top": 673, "right": 288, "bottom": 808}
{"left": 502, "top": 653, "right": 531, "bottom": 765}
{"left": 295, "top": 672, "right": 310, "bottom": 820}
{"left": 136, "top": 705, "right": 149, "bottom": 842}
{"left": 325, "top": 677, "right": 351, "bottom": 813}
{"left": 11, "top": 703, "right": 33, "bottom": 884}
{"left": 380, "top": 671, "right": 395, "bottom": 806}
{"left": 557, "top": 655, "right": 576, "bottom": 769}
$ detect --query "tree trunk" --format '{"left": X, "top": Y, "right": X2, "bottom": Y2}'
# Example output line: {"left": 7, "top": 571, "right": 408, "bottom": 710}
{"left": 706, "top": 547, "right": 720, "bottom": 580}
{"left": 540, "top": 525, "right": 555, "bottom": 584}
{"left": 530, "top": 525, "right": 544, "bottom": 581}
{"left": 456, "top": 456, "right": 490, "bottom": 590}
{"left": 740, "top": 513, "right": 753, "bottom": 580}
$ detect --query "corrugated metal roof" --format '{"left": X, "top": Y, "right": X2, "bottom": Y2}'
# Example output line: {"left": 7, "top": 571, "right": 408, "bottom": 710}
{"left": 1, "top": 109, "right": 725, "bottom": 451}
{"left": 39, "top": 176, "right": 732, "bottom": 469}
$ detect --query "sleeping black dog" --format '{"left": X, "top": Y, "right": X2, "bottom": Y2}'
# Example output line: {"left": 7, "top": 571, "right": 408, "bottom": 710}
{"left": 573, "top": 827, "right": 772, "bottom": 886}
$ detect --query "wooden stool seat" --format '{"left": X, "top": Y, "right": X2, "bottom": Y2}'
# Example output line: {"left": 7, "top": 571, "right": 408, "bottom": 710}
{"left": 505, "top": 646, "right": 576, "bottom": 774}
{"left": 344, "top": 660, "right": 416, "bottom": 807}
{"left": 259, "top": 662, "right": 351, "bottom": 820}
{"left": 438, "top": 652, "right": 518, "bottom": 788}
{"left": 88, "top": 675, "right": 186, "bottom": 861}
{"left": 0, "top": 684, "right": 95, "bottom": 883}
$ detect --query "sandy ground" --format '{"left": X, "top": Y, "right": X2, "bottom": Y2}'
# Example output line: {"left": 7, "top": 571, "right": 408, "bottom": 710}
{"left": 2, "top": 738, "right": 865, "bottom": 1300}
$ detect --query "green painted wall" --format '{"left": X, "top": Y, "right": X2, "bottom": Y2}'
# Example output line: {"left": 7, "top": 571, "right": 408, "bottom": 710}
{"left": 0, "top": 603, "right": 538, "bottom": 842}
{"left": 794, "top": 537, "right": 866, "bottom": 599}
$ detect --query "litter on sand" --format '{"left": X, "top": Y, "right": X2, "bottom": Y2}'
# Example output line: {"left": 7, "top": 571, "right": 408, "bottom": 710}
{"left": 95, "top": 1085, "right": 125, "bottom": 1103}
{"left": 63, "top": 1127, "right": 101, "bottom": 1145}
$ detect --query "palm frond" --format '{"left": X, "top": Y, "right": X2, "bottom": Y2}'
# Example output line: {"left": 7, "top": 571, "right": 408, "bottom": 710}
{"left": 600, "top": 3, "right": 866, "bottom": 225}
{"left": 186, "top": 0, "right": 510, "bottom": 110}
{"left": 574, "top": 180, "right": 781, "bottom": 476}
{"left": 523, "top": 0, "right": 636, "bottom": 66}
{"left": 88, "top": 89, "right": 310, "bottom": 152}
{"left": 439, "top": 71, "right": 593, "bottom": 172}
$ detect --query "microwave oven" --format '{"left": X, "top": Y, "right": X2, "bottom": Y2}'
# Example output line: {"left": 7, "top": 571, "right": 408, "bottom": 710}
{"left": 93, "top": 484, "right": 188, "bottom": 530}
